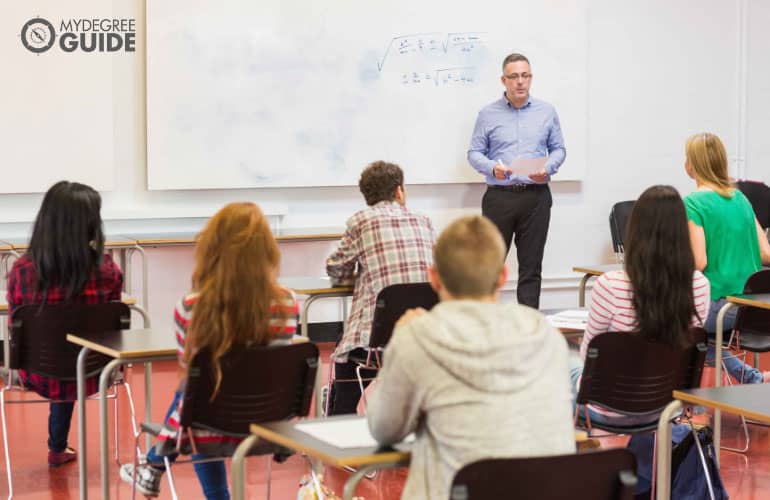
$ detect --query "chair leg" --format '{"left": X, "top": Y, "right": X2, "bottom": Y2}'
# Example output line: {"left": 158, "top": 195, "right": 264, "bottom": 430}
{"left": 113, "top": 384, "right": 120, "bottom": 464}
{"left": 121, "top": 381, "right": 142, "bottom": 457}
{"left": 266, "top": 455, "right": 272, "bottom": 500}
{"left": 719, "top": 357, "right": 751, "bottom": 453}
{"left": 690, "top": 426, "right": 717, "bottom": 500}
{"left": 0, "top": 389, "right": 13, "bottom": 500}
{"left": 324, "top": 355, "right": 336, "bottom": 417}
{"left": 164, "top": 456, "right": 179, "bottom": 500}
{"left": 355, "top": 364, "right": 368, "bottom": 412}
{"left": 130, "top": 431, "right": 143, "bottom": 500}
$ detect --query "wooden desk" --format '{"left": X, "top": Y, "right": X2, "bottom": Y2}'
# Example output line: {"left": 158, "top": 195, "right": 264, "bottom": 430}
{"left": 231, "top": 416, "right": 591, "bottom": 500}
{"left": 656, "top": 384, "right": 770, "bottom": 500}
{"left": 123, "top": 227, "right": 343, "bottom": 247}
{"left": 709, "top": 293, "right": 770, "bottom": 461}
{"left": 231, "top": 415, "right": 409, "bottom": 500}
{"left": 67, "top": 327, "right": 177, "bottom": 500}
{"left": 0, "top": 235, "right": 149, "bottom": 310}
{"left": 572, "top": 264, "right": 622, "bottom": 307}
{"left": 0, "top": 295, "right": 149, "bottom": 384}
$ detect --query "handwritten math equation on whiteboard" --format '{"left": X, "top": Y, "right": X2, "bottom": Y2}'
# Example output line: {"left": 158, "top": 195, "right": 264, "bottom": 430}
{"left": 377, "top": 32, "right": 487, "bottom": 88}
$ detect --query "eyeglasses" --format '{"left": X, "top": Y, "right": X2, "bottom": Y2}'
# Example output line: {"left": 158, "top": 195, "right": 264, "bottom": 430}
{"left": 504, "top": 73, "right": 532, "bottom": 81}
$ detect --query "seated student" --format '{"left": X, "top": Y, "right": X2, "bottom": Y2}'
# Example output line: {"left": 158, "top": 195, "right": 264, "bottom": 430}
{"left": 6, "top": 181, "right": 123, "bottom": 467}
{"left": 683, "top": 133, "right": 770, "bottom": 383}
{"left": 367, "top": 215, "right": 575, "bottom": 500}
{"left": 571, "top": 185, "right": 711, "bottom": 425}
{"left": 120, "top": 202, "right": 298, "bottom": 500}
{"left": 326, "top": 161, "right": 434, "bottom": 415}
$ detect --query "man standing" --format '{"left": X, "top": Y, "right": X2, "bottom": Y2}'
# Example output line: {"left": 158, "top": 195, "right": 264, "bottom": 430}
{"left": 468, "top": 52, "right": 566, "bottom": 309}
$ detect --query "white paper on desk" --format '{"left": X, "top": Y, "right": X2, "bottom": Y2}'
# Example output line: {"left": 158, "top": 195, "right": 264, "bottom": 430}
{"left": 295, "top": 418, "right": 415, "bottom": 449}
{"left": 547, "top": 309, "right": 588, "bottom": 330}
{"left": 508, "top": 157, "right": 547, "bottom": 176}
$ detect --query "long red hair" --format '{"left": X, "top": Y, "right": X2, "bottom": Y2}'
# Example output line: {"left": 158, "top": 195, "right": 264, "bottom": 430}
{"left": 184, "top": 202, "right": 289, "bottom": 395}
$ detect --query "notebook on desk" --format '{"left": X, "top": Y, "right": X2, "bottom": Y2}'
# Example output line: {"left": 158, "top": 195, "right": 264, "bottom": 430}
{"left": 295, "top": 417, "right": 415, "bottom": 449}
{"left": 546, "top": 309, "right": 588, "bottom": 331}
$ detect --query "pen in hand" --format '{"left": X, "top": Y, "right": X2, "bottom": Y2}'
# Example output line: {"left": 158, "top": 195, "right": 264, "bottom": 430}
{"left": 497, "top": 159, "right": 510, "bottom": 180}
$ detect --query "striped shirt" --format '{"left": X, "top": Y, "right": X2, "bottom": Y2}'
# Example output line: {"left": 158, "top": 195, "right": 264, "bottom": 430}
{"left": 154, "top": 287, "right": 298, "bottom": 456}
{"left": 326, "top": 201, "right": 434, "bottom": 362}
{"left": 579, "top": 270, "right": 710, "bottom": 418}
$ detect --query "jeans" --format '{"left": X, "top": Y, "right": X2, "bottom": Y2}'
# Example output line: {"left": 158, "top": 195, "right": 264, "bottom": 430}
{"left": 145, "top": 391, "right": 230, "bottom": 500}
{"left": 704, "top": 297, "right": 763, "bottom": 384}
{"left": 328, "top": 348, "right": 379, "bottom": 416}
{"left": 568, "top": 349, "right": 660, "bottom": 427}
{"left": 48, "top": 401, "right": 75, "bottom": 452}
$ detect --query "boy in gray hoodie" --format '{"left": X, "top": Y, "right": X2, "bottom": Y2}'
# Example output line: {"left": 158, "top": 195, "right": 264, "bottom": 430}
{"left": 367, "top": 215, "right": 575, "bottom": 500}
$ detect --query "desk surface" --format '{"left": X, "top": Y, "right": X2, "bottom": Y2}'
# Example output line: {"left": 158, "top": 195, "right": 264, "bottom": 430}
{"left": 0, "top": 235, "right": 139, "bottom": 250}
{"left": 66, "top": 328, "right": 177, "bottom": 359}
{"left": 251, "top": 416, "right": 409, "bottom": 468}
{"left": 673, "top": 385, "right": 770, "bottom": 424}
{"left": 123, "top": 227, "right": 344, "bottom": 246}
{"left": 727, "top": 293, "right": 770, "bottom": 310}
{"left": 0, "top": 294, "right": 136, "bottom": 313}
{"left": 250, "top": 416, "right": 590, "bottom": 469}
{"left": 280, "top": 277, "right": 354, "bottom": 295}
{"left": 572, "top": 264, "right": 623, "bottom": 276}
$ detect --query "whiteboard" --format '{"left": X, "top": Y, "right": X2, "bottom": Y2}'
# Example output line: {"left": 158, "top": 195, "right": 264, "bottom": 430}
{"left": 147, "top": 0, "right": 587, "bottom": 190}
{"left": 0, "top": 1, "right": 115, "bottom": 193}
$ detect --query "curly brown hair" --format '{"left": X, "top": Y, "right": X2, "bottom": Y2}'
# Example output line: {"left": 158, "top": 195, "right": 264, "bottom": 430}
{"left": 358, "top": 161, "right": 404, "bottom": 206}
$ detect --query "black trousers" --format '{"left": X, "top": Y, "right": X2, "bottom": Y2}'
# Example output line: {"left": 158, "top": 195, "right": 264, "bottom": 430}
{"left": 327, "top": 348, "right": 379, "bottom": 416}
{"left": 481, "top": 184, "right": 552, "bottom": 309}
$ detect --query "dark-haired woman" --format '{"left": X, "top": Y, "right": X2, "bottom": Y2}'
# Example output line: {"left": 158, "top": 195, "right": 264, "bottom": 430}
{"left": 6, "top": 181, "right": 122, "bottom": 466}
{"left": 569, "top": 185, "right": 710, "bottom": 425}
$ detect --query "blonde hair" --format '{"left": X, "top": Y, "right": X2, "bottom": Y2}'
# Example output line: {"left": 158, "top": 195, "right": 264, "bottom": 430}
{"left": 685, "top": 132, "right": 733, "bottom": 198}
{"left": 185, "top": 202, "right": 290, "bottom": 397}
{"left": 434, "top": 215, "right": 505, "bottom": 298}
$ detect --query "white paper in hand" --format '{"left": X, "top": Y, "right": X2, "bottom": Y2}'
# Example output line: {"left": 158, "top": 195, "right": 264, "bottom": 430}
{"left": 509, "top": 157, "right": 547, "bottom": 176}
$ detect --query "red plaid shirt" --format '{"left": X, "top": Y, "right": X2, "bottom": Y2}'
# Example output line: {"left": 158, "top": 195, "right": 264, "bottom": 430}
{"left": 7, "top": 254, "right": 124, "bottom": 400}
{"left": 326, "top": 201, "right": 434, "bottom": 362}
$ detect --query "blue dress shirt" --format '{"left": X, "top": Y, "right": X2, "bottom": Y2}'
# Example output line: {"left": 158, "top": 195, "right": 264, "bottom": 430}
{"left": 467, "top": 94, "right": 566, "bottom": 185}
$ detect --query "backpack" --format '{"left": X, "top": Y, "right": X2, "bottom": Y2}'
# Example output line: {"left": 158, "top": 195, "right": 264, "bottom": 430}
{"left": 627, "top": 424, "right": 728, "bottom": 499}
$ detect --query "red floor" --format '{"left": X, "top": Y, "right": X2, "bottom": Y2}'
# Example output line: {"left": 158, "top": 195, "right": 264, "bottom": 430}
{"left": 0, "top": 343, "right": 768, "bottom": 499}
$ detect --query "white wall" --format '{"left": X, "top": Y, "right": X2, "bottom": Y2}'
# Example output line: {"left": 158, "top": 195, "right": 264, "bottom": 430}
{"left": 4, "top": 0, "right": 768, "bottom": 331}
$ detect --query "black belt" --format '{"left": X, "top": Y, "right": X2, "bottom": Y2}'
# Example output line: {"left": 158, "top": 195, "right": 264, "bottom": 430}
{"left": 487, "top": 184, "right": 544, "bottom": 192}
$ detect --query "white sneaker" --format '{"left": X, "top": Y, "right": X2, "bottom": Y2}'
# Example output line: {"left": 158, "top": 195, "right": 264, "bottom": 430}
{"left": 120, "top": 463, "right": 163, "bottom": 497}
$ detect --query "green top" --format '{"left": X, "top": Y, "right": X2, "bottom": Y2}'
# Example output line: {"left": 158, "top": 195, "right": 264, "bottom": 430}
{"left": 684, "top": 189, "right": 761, "bottom": 300}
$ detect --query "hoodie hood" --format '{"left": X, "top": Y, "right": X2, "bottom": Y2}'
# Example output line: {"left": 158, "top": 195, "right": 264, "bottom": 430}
{"left": 404, "top": 300, "right": 565, "bottom": 393}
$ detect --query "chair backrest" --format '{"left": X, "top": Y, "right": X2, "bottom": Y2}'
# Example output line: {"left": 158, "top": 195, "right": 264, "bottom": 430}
{"left": 9, "top": 302, "right": 131, "bottom": 380}
{"left": 576, "top": 327, "right": 707, "bottom": 416}
{"left": 368, "top": 282, "right": 439, "bottom": 349}
{"left": 608, "top": 200, "right": 635, "bottom": 260}
{"left": 449, "top": 448, "right": 637, "bottom": 500}
{"left": 734, "top": 268, "right": 770, "bottom": 338}
{"left": 736, "top": 180, "right": 770, "bottom": 228}
{"left": 180, "top": 342, "right": 319, "bottom": 436}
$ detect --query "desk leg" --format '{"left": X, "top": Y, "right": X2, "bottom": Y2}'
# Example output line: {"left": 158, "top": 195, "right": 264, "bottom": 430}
{"left": 77, "top": 347, "right": 91, "bottom": 500}
{"left": 99, "top": 359, "right": 123, "bottom": 500}
{"left": 231, "top": 434, "right": 259, "bottom": 500}
{"left": 713, "top": 302, "right": 734, "bottom": 464}
{"left": 128, "top": 245, "right": 150, "bottom": 312}
{"left": 578, "top": 274, "right": 591, "bottom": 308}
{"left": 656, "top": 400, "right": 682, "bottom": 500}
{"left": 301, "top": 295, "right": 323, "bottom": 338}
{"left": 144, "top": 362, "right": 152, "bottom": 452}
{"left": 343, "top": 462, "right": 406, "bottom": 500}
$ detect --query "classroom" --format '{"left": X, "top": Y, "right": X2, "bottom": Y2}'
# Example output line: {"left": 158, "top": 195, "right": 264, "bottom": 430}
{"left": 2, "top": 0, "right": 770, "bottom": 498}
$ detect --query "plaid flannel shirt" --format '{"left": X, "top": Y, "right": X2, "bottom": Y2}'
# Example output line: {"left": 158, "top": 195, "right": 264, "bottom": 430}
{"left": 326, "top": 201, "right": 434, "bottom": 362}
{"left": 7, "top": 254, "right": 123, "bottom": 400}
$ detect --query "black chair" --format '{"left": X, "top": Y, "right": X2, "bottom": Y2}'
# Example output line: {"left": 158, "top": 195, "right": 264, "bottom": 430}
{"left": 736, "top": 180, "right": 770, "bottom": 229}
{"left": 609, "top": 200, "right": 635, "bottom": 263}
{"left": 129, "top": 341, "right": 319, "bottom": 500}
{"left": 449, "top": 448, "right": 637, "bottom": 500}
{"left": 0, "top": 302, "right": 136, "bottom": 498}
{"left": 720, "top": 268, "right": 770, "bottom": 452}
{"left": 576, "top": 327, "right": 707, "bottom": 434}
{"left": 344, "top": 282, "right": 438, "bottom": 411}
